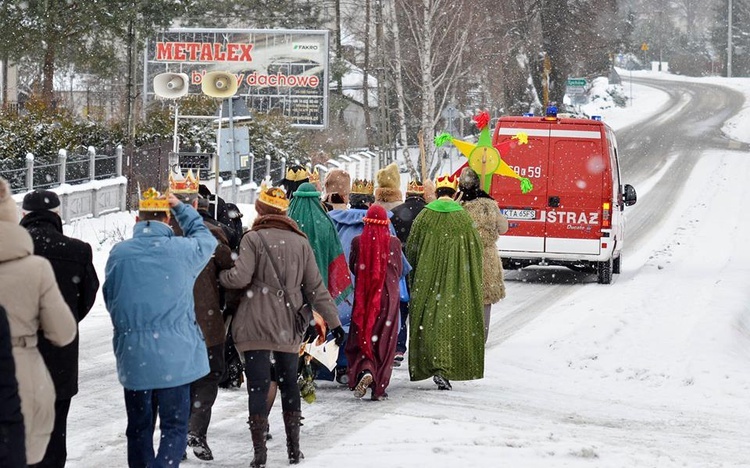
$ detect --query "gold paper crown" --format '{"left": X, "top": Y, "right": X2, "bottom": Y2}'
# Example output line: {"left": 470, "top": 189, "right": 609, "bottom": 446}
{"left": 139, "top": 187, "right": 170, "bottom": 212}
{"left": 435, "top": 174, "right": 458, "bottom": 191}
{"left": 169, "top": 169, "right": 200, "bottom": 194}
{"left": 308, "top": 168, "right": 320, "bottom": 185}
{"left": 258, "top": 183, "right": 290, "bottom": 211}
{"left": 351, "top": 179, "right": 374, "bottom": 195}
{"left": 286, "top": 166, "right": 309, "bottom": 182}
{"left": 406, "top": 180, "right": 425, "bottom": 194}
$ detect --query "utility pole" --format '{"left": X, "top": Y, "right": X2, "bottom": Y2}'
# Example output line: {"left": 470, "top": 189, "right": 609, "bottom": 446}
{"left": 727, "top": 0, "right": 733, "bottom": 77}
{"left": 125, "top": 1, "right": 138, "bottom": 210}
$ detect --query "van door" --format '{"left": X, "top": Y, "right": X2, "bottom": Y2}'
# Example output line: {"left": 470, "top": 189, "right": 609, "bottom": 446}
{"left": 491, "top": 118, "right": 550, "bottom": 253}
{"left": 544, "top": 122, "right": 606, "bottom": 255}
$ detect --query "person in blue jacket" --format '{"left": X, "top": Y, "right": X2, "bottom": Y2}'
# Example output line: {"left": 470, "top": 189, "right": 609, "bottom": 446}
{"left": 327, "top": 180, "right": 411, "bottom": 384}
{"left": 103, "top": 189, "right": 216, "bottom": 468}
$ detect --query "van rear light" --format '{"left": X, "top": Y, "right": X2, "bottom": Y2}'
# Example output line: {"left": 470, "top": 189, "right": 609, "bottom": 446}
{"left": 602, "top": 202, "right": 611, "bottom": 228}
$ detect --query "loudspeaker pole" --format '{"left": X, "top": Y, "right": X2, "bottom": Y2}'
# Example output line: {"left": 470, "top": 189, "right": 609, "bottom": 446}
{"left": 214, "top": 101, "right": 223, "bottom": 211}
{"left": 172, "top": 102, "right": 180, "bottom": 153}
{"left": 228, "top": 97, "right": 238, "bottom": 203}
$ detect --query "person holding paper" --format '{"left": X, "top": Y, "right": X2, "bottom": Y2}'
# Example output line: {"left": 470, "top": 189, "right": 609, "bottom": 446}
{"left": 219, "top": 185, "right": 345, "bottom": 467}
{"left": 344, "top": 205, "right": 403, "bottom": 401}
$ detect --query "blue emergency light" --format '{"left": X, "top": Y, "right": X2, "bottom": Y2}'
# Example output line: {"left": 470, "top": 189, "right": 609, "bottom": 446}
{"left": 544, "top": 105, "right": 558, "bottom": 120}
{"left": 523, "top": 112, "right": 534, "bottom": 117}
{"left": 591, "top": 115, "right": 602, "bottom": 121}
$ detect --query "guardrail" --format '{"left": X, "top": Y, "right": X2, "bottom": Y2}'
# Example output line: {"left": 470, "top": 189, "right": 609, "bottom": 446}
{"left": 1, "top": 145, "right": 123, "bottom": 194}
{"left": 1, "top": 145, "right": 382, "bottom": 222}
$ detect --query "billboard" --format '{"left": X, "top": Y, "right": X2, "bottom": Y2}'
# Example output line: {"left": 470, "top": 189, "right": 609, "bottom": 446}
{"left": 144, "top": 28, "right": 329, "bottom": 128}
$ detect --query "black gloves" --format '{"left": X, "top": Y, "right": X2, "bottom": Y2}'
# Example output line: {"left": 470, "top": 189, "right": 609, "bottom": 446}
{"left": 331, "top": 326, "right": 346, "bottom": 346}
{"left": 303, "top": 324, "right": 318, "bottom": 344}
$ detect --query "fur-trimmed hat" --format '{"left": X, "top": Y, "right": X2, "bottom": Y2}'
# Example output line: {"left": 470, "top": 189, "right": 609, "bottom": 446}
{"left": 323, "top": 169, "right": 351, "bottom": 203}
{"left": 22, "top": 189, "right": 61, "bottom": 212}
{"left": 0, "top": 178, "right": 19, "bottom": 223}
{"left": 459, "top": 167, "right": 481, "bottom": 191}
{"left": 375, "top": 163, "right": 403, "bottom": 203}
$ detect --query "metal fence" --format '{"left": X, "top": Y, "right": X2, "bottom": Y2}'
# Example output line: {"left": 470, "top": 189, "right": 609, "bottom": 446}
{"left": 0, "top": 146, "right": 123, "bottom": 194}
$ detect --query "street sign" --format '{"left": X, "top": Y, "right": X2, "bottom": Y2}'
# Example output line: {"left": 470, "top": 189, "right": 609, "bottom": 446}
{"left": 218, "top": 127, "right": 251, "bottom": 171}
{"left": 641, "top": 42, "right": 649, "bottom": 51}
{"left": 567, "top": 78, "right": 587, "bottom": 87}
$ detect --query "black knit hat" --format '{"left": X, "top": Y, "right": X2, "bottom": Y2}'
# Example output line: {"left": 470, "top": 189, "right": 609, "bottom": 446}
{"left": 22, "top": 189, "right": 61, "bottom": 211}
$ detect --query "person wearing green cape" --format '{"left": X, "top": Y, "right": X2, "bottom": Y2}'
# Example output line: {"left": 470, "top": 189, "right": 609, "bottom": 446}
{"left": 289, "top": 183, "right": 354, "bottom": 384}
{"left": 405, "top": 175, "right": 485, "bottom": 390}
{"left": 288, "top": 183, "right": 354, "bottom": 307}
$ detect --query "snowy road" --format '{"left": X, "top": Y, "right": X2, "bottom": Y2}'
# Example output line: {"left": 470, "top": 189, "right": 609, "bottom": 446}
{"left": 65, "top": 73, "right": 750, "bottom": 467}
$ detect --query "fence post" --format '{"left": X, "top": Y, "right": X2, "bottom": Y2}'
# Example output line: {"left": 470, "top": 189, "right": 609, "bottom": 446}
{"left": 58, "top": 149, "right": 67, "bottom": 186}
{"left": 88, "top": 146, "right": 96, "bottom": 181}
{"left": 265, "top": 155, "right": 271, "bottom": 181}
{"left": 115, "top": 145, "right": 123, "bottom": 177}
{"left": 25, "top": 153, "right": 34, "bottom": 191}
{"left": 280, "top": 157, "right": 286, "bottom": 182}
{"left": 249, "top": 155, "right": 255, "bottom": 183}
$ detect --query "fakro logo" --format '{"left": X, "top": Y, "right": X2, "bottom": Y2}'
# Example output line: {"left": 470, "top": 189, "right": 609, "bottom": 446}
{"left": 293, "top": 43, "right": 319, "bottom": 51}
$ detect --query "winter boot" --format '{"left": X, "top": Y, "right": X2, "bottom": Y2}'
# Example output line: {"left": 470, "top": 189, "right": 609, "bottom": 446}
{"left": 248, "top": 414, "right": 268, "bottom": 468}
{"left": 353, "top": 372, "right": 373, "bottom": 399}
{"left": 188, "top": 432, "right": 214, "bottom": 461}
{"left": 433, "top": 374, "right": 452, "bottom": 391}
{"left": 247, "top": 416, "right": 273, "bottom": 440}
{"left": 283, "top": 411, "right": 305, "bottom": 464}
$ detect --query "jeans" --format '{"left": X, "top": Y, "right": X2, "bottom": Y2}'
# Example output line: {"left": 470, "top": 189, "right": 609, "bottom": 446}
{"left": 124, "top": 384, "right": 191, "bottom": 468}
{"left": 243, "top": 350, "right": 300, "bottom": 415}
{"left": 396, "top": 300, "right": 409, "bottom": 353}
{"left": 188, "top": 344, "right": 225, "bottom": 437}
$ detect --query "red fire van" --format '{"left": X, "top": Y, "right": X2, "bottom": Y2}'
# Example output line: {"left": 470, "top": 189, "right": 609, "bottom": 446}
{"left": 489, "top": 111, "right": 637, "bottom": 284}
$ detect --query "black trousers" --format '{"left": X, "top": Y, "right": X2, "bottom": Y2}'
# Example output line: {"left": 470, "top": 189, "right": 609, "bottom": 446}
{"left": 29, "top": 398, "right": 72, "bottom": 468}
{"left": 243, "top": 350, "right": 299, "bottom": 416}
{"left": 188, "top": 344, "right": 226, "bottom": 437}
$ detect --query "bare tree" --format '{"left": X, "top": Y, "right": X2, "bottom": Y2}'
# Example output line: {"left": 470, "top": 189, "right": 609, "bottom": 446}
{"left": 397, "top": 0, "right": 473, "bottom": 176}
{"left": 385, "top": 0, "right": 418, "bottom": 177}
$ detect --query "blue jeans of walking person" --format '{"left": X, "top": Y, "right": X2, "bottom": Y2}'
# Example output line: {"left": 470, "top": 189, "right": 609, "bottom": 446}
{"left": 124, "top": 384, "right": 191, "bottom": 468}
{"left": 396, "top": 300, "right": 409, "bottom": 354}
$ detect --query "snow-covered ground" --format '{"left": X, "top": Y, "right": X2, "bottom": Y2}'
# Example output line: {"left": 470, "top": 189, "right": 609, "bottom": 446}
{"left": 62, "top": 71, "right": 750, "bottom": 467}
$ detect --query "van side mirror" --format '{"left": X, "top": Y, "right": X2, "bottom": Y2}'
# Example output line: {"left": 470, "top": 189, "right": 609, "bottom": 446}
{"left": 623, "top": 184, "right": 637, "bottom": 206}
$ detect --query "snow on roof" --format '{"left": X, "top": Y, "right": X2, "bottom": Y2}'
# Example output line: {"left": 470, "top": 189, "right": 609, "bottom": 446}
{"left": 328, "top": 60, "right": 378, "bottom": 108}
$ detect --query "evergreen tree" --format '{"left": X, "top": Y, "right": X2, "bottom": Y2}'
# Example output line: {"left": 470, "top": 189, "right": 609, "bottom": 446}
{"left": 184, "top": 0, "right": 324, "bottom": 29}
{"left": 711, "top": 0, "right": 750, "bottom": 76}
{"left": 0, "top": 1, "right": 194, "bottom": 107}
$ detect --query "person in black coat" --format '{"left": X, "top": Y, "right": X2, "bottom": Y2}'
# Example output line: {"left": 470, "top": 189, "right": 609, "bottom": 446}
{"left": 198, "top": 185, "right": 240, "bottom": 250}
{"left": 389, "top": 181, "right": 427, "bottom": 365}
{"left": 197, "top": 197, "right": 240, "bottom": 251}
{"left": 19, "top": 190, "right": 100, "bottom": 468}
{"left": 0, "top": 304, "right": 26, "bottom": 468}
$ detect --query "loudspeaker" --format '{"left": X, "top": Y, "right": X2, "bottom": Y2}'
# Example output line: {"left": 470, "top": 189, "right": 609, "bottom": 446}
{"left": 153, "top": 72, "right": 189, "bottom": 99}
{"left": 201, "top": 71, "right": 239, "bottom": 98}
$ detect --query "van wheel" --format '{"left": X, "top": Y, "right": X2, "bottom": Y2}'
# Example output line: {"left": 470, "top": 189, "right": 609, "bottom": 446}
{"left": 597, "top": 257, "right": 613, "bottom": 284}
{"left": 612, "top": 254, "right": 622, "bottom": 274}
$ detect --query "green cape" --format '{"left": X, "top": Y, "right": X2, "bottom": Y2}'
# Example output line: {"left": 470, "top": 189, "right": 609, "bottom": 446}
{"left": 405, "top": 206, "right": 485, "bottom": 381}
{"left": 288, "top": 183, "right": 353, "bottom": 305}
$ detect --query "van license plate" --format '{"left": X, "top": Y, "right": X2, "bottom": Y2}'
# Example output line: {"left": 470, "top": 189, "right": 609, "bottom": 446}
{"left": 501, "top": 209, "right": 536, "bottom": 220}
